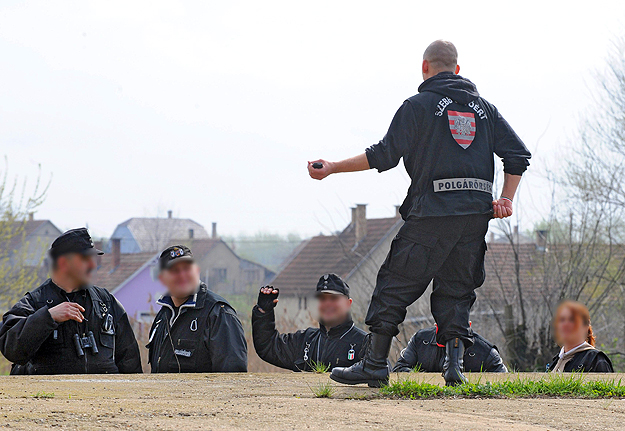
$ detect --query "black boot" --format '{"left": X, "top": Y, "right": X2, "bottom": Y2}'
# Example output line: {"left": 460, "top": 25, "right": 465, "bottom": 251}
{"left": 443, "top": 337, "right": 468, "bottom": 387}
{"left": 330, "top": 333, "right": 392, "bottom": 388}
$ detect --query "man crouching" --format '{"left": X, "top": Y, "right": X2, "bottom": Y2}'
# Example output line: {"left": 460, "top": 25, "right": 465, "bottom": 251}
{"left": 147, "top": 245, "right": 247, "bottom": 373}
{"left": 252, "top": 274, "right": 366, "bottom": 371}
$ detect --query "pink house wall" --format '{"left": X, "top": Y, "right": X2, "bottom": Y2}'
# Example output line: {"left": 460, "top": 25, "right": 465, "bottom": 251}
{"left": 113, "top": 264, "right": 165, "bottom": 320}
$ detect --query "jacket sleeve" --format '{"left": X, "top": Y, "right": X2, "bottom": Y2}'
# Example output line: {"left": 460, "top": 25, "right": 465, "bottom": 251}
{"left": 251, "top": 305, "right": 306, "bottom": 371}
{"left": 591, "top": 352, "right": 614, "bottom": 373}
{"left": 392, "top": 333, "right": 419, "bottom": 372}
{"left": 0, "top": 294, "right": 58, "bottom": 365}
{"left": 365, "top": 100, "right": 418, "bottom": 173}
{"left": 206, "top": 304, "right": 248, "bottom": 372}
{"left": 112, "top": 298, "right": 143, "bottom": 373}
{"left": 492, "top": 108, "right": 531, "bottom": 175}
{"left": 483, "top": 347, "right": 508, "bottom": 373}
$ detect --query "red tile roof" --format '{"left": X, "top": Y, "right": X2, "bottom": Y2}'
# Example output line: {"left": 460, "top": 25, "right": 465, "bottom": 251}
{"left": 272, "top": 216, "right": 402, "bottom": 296}
{"left": 91, "top": 252, "right": 157, "bottom": 292}
{"left": 481, "top": 242, "right": 544, "bottom": 303}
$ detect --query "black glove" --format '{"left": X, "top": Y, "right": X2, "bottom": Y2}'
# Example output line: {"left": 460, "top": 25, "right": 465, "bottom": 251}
{"left": 257, "top": 286, "right": 279, "bottom": 312}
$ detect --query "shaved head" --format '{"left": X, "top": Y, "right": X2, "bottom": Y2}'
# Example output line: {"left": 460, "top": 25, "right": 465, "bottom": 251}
{"left": 423, "top": 40, "right": 458, "bottom": 72}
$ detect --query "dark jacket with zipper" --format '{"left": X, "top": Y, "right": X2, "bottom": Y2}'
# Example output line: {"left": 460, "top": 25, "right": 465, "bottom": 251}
{"left": 147, "top": 283, "right": 247, "bottom": 373}
{"left": 0, "top": 279, "right": 142, "bottom": 375}
{"left": 251, "top": 305, "right": 367, "bottom": 371}
{"left": 365, "top": 72, "right": 531, "bottom": 220}
{"left": 392, "top": 326, "right": 507, "bottom": 373}
{"left": 547, "top": 349, "right": 614, "bottom": 373}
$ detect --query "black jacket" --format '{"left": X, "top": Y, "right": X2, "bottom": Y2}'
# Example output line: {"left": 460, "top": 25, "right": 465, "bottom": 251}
{"left": 0, "top": 279, "right": 142, "bottom": 374}
{"left": 547, "top": 349, "right": 614, "bottom": 373}
{"left": 392, "top": 327, "right": 507, "bottom": 373}
{"left": 147, "top": 283, "right": 247, "bottom": 373}
{"left": 252, "top": 306, "right": 367, "bottom": 371}
{"left": 366, "top": 72, "right": 531, "bottom": 220}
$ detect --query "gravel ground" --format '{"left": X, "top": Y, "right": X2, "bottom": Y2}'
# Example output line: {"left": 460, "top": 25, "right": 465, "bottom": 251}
{"left": 0, "top": 373, "right": 623, "bottom": 430}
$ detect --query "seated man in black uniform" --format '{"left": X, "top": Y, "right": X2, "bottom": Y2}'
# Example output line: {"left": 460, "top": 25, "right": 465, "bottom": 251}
{"left": 147, "top": 245, "right": 247, "bottom": 373}
{"left": 392, "top": 325, "right": 507, "bottom": 373}
{"left": 252, "top": 274, "right": 367, "bottom": 371}
{"left": 0, "top": 228, "right": 142, "bottom": 374}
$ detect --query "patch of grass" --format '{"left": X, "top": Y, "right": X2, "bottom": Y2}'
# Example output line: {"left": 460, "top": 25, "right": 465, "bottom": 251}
{"left": 310, "top": 382, "right": 336, "bottom": 398}
{"left": 381, "top": 373, "right": 625, "bottom": 399}
{"left": 309, "top": 361, "right": 331, "bottom": 374}
{"left": 32, "top": 392, "right": 55, "bottom": 399}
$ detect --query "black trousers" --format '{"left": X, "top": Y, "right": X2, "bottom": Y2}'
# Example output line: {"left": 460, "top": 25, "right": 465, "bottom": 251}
{"left": 365, "top": 214, "right": 490, "bottom": 347}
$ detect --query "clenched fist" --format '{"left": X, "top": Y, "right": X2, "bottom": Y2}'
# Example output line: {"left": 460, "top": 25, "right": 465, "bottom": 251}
{"left": 257, "top": 286, "right": 279, "bottom": 313}
{"left": 307, "top": 160, "right": 334, "bottom": 180}
{"left": 48, "top": 302, "right": 85, "bottom": 323}
{"left": 492, "top": 198, "right": 513, "bottom": 219}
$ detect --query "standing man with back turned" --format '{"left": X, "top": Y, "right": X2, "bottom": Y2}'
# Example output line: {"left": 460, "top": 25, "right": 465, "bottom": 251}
{"left": 308, "top": 40, "right": 531, "bottom": 386}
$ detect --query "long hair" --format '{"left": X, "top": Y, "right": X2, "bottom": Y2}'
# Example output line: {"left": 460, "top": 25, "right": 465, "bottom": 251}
{"left": 553, "top": 300, "right": 596, "bottom": 347}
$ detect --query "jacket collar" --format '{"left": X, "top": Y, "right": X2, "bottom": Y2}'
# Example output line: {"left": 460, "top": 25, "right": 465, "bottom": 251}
{"left": 157, "top": 283, "right": 208, "bottom": 326}
{"left": 157, "top": 282, "right": 208, "bottom": 310}
{"left": 319, "top": 317, "right": 355, "bottom": 339}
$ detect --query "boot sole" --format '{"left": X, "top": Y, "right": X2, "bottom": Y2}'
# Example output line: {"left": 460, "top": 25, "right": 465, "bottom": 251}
{"left": 330, "top": 373, "right": 388, "bottom": 388}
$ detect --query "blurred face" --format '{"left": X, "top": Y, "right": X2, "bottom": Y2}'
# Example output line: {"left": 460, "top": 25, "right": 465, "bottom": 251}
{"left": 317, "top": 293, "right": 352, "bottom": 328}
{"left": 158, "top": 261, "right": 200, "bottom": 300}
{"left": 555, "top": 306, "right": 588, "bottom": 348}
{"left": 56, "top": 253, "right": 96, "bottom": 286}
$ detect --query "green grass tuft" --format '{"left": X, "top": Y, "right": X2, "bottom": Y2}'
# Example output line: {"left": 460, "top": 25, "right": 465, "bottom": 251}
{"left": 32, "top": 391, "right": 55, "bottom": 399}
{"left": 309, "top": 361, "right": 331, "bottom": 374}
{"left": 381, "top": 373, "right": 625, "bottom": 399}
{"left": 311, "top": 382, "right": 336, "bottom": 398}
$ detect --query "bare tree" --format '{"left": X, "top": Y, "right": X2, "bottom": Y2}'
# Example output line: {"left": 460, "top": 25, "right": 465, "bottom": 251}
{"left": 0, "top": 160, "right": 50, "bottom": 311}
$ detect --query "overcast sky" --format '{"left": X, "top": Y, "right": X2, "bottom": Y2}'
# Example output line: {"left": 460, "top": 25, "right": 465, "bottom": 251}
{"left": 1, "top": 1, "right": 623, "bottom": 239}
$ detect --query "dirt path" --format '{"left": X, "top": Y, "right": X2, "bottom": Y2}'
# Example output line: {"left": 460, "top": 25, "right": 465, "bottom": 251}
{"left": 0, "top": 373, "right": 623, "bottom": 430}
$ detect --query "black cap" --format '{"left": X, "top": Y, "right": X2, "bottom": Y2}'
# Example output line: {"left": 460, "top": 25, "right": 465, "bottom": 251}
{"left": 49, "top": 228, "right": 104, "bottom": 259}
{"left": 159, "top": 245, "right": 194, "bottom": 271}
{"left": 316, "top": 273, "right": 350, "bottom": 297}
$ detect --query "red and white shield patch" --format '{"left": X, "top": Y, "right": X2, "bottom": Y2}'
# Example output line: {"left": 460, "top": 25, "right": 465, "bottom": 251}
{"left": 448, "top": 111, "right": 476, "bottom": 149}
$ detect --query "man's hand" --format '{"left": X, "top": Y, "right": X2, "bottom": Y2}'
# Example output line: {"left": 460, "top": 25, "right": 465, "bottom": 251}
{"left": 492, "top": 198, "right": 513, "bottom": 219}
{"left": 308, "top": 160, "right": 334, "bottom": 180}
{"left": 257, "top": 286, "right": 279, "bottom": 313}
{"left": 48, "top": 302, "right": 85, "bottom": 323}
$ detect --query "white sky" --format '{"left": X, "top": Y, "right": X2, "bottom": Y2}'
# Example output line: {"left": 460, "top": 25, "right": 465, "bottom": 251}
{"left": 1, "top": 0, "right": 623, "bottom": 239}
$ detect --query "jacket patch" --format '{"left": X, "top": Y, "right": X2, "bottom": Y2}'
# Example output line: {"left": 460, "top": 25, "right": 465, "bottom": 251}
{"left": 433, "top": 178, "right": 492, "bottom": 194}
{"left": 174, "top": 349, "right": 192, "bottom": 357}
{"left": 448, "top": 111, "right": 476, "bottom": 149}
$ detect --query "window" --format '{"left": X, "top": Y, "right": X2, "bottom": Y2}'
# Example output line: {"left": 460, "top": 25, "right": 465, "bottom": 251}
{"left": 245, "top": 269, "right": 260, "bottom": 283}
{"left": 298, "top": 296, "right": 308, "bottom": 310}
{"left": 214, "top": 268, "right": 227, "bottom": 282}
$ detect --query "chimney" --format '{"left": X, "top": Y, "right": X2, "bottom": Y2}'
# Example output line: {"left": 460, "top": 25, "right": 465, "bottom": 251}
{"left": 536, "top": 229, "right": 548, "bottom": 251}
{"left": 352, "top": 204, "right": 367, "bottom": 243}
{"left": 94, "top": 241, "right": 103, "bottom": 266}
{"left": 212, "top": 222, "right": 218, "bottom": 239}
{"left": 188, "top": 228, "right": 194, "bottom": 239}
{"left": 167, "top": 210, "right": 173, "bottom": 219}
{"left": 112, "top": 238, "right": 121, "bottom": 268}
{"left": 394, "top": 205, "right": 401, "bottom": 218}
{"left": 28, "top": 212, "right": 34, "bottom": 221}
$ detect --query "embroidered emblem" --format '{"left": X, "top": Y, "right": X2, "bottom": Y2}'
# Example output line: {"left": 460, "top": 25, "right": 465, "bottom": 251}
{"left": 448, "top": 110, "right": 476, "bottom": 149}
{"left": 303, "top": 342, "right": 310, "bottom": 361}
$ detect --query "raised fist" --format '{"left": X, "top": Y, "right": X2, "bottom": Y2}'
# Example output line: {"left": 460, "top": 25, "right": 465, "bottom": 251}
{"left": 257, "top": 286, "right": 279, "bottom": 313}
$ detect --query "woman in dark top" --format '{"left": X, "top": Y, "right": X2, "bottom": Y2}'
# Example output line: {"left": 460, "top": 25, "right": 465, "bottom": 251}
{"left": 548, "top": 300, "right": 613, "bottom": 373}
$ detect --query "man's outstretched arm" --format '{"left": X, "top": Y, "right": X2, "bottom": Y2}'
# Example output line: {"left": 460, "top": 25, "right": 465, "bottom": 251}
{"left": 307, "top": 154, "right": 370, "bottom": 180}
